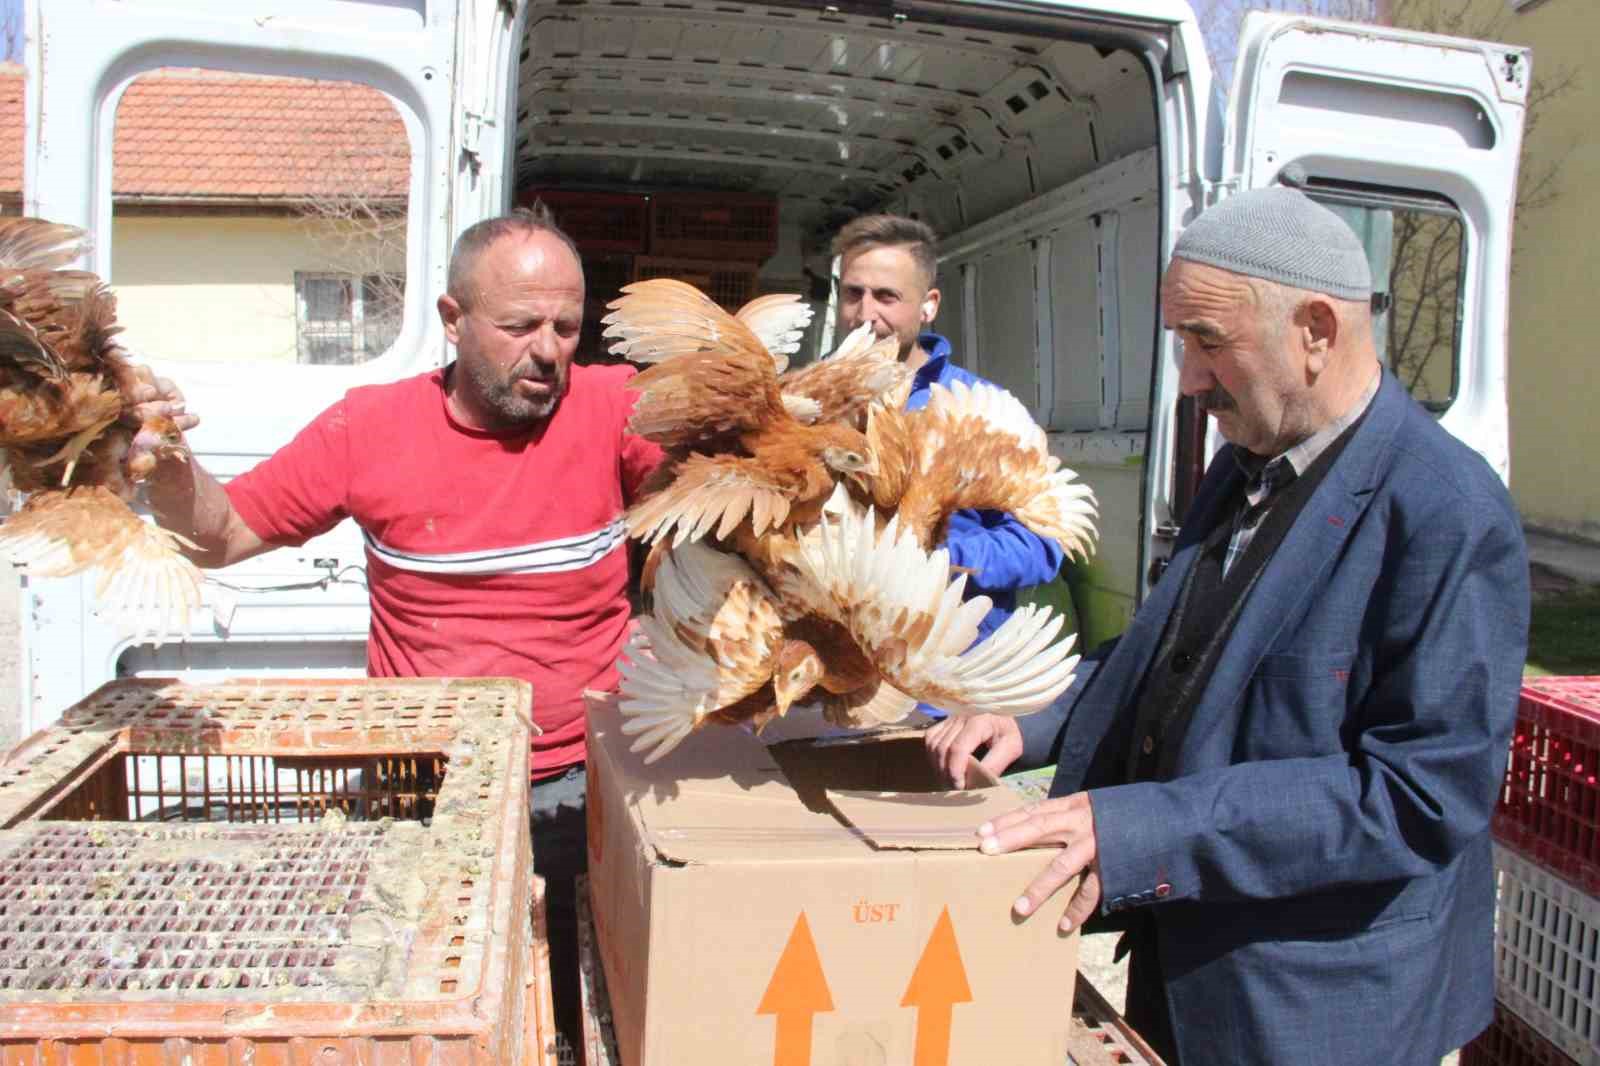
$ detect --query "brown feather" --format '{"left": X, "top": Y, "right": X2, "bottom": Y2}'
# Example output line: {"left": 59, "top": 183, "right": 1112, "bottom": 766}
{"left": 0, "top": 216, "right": 201, "bottom": 645}
{"left": 776, "top": 334, "right": 905, "bottom": 428}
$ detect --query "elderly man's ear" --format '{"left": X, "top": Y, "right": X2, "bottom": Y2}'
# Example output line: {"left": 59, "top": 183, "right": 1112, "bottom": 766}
{"left": 1301, "top": 297, "right": 1340, "bottom": 375}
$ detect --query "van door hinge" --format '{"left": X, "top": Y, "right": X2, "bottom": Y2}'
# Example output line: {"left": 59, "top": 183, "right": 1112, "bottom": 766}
{"left": 1501, "top": 51, "right": 1526, "bottom": 89}
{"left": 1146, "top": 522, "right": 1182, "bottom": 585}
{"left": 461, "top": 110, "right": 493, "bottom": 173}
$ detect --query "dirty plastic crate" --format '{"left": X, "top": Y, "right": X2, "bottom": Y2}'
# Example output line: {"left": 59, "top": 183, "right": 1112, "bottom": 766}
{"left": 648, "top": 190, "right": 778, "bottom": 261}
{"left": 0, "top": 677, "right": 556, "bottom": 1066}
{"left": 1496, "top": 677, "right": 1600, "bottom": 896}
{"left": 1462, "top": 1002, "right": 1582, "bottom": 1066}
{"left": 1491, "top": 843, "right": 1600, "bottom": 1066}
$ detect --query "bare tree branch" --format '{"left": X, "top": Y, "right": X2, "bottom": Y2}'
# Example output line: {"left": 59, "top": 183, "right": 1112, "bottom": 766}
{"left": 291, "top": 125, "right": 410, "bottom": 364}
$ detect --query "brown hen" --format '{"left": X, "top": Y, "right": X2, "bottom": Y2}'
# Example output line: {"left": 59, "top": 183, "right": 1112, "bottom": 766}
{"left": 0, "top": 218, "right": 201, "bottom": 644}
{"left": 603, "top": 279, "right": 902, "bottom": 546}
{"left": 866, "top": 379, "right": 1097, "bottom": 560}
{"left": 619, "top": 485, "right": 1083, "bottom": 760}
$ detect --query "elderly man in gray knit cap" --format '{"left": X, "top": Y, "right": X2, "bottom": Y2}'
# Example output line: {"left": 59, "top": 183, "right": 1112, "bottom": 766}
{"left": 928, "top": 185, "right": 1528, "bottom": 1065}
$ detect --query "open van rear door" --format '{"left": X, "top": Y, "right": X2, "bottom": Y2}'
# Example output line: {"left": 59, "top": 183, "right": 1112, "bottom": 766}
{"left": 18, "top": 0, "right": 485, "bottom": 728}
{"left": 1224, "top": 13, "right": 1529, "bottom": 480}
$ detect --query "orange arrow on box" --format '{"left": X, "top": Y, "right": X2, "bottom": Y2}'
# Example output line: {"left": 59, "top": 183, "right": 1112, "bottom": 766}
{"left": 757, "top": 912, "right": 835, "bottom": 1066}
{"left": 901, "top": 906, "right": 973, "bottom": 1066}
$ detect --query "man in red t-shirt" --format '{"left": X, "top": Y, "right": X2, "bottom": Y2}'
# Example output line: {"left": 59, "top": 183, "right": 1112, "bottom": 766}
{"left": 132, "top": 205, "right": 663, "bottom": 1050}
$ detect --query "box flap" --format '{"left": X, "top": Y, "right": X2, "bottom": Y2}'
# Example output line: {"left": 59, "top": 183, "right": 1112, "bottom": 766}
{"left": 774, "top": 731, "right": 1020, "bottom": 852}
{"left": 587, "top": 694, "right": 1032, "bottom": 859}
{"left": 640, "top": 788, "right": 874, "bottom": 864}
{"left": 587, "top": 694, "right": 873, "bottom": 864}
{"left": 822, "top": 785, "right": 1024, "bottom": 850}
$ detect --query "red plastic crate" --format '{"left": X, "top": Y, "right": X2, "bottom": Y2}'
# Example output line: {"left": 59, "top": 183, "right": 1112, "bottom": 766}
{"left": 1462, "top": 1002, "right": 1582, "bottom": 1066}
{"left": 648, "top": 190, "right": 778, "bottom": 262}
{"left": 1495, "top": 677, "right": 1600, "bottom": 896}
{"left": 516, "top": 188, "right": 649, "bottom": 255}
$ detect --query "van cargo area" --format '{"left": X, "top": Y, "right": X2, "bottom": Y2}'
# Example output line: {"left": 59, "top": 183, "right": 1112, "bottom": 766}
{"left": 505, "top": 0, "right": 1168, "bottom": 638}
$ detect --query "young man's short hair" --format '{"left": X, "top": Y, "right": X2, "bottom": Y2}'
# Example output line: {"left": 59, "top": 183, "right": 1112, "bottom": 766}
{"left": 831, "top": 214, "right": 938, "bottom": 291}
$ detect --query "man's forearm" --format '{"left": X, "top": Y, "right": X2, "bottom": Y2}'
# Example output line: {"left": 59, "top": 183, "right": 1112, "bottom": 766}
{"left": 143, "top": 455, "right": 245, "bottom": 568}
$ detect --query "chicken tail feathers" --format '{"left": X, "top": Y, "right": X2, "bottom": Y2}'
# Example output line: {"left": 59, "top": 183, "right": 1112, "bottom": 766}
{"left": 603, "top": 278, "right": 776, "bottom": 371}
{"left": 0, "top": 308, "right": 67, "bottom": 381}
{"left": 624, "top": 453, "right": 792, "bottom": 546}
{"left": 0, "top": 218, "right": 89, "bottom": 275}
{"left": 793, "top": 487, "right": 1079, "bottom": 718}
{"left": 900, "top": 379, "right": 1100, "bottom": 558}
{"left": 1014, "top": 478, "right": 1100, "bottom": 562}
{"left": 615, "top": 621, "right": 714, "bottom": 764}
{"left": 734, "top": 292, "right": 814, "bottom": 371}
{"left": 0, "top": 485, "right": 201, "bottom": 646}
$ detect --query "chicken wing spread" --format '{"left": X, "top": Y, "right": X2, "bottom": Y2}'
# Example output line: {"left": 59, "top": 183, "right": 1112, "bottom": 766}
{"left": 608, "top": 275, "right": 1101, "bottom": 765}
{"left": 0, "top": 217, "right": 202, "bottom": 644}
{"left": 605, "top": 281, "right": 892, "bottom": 547}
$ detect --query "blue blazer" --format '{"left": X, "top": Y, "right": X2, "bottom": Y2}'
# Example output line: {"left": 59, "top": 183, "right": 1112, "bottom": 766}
{"left": 1017, "top": 373, "right": 1529, "bottom": 1064}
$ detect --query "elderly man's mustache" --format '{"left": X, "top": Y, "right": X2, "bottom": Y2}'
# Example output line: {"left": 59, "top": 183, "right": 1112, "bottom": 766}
{"left": 1199, "top": 386, "right": 1236, "bottom": 413}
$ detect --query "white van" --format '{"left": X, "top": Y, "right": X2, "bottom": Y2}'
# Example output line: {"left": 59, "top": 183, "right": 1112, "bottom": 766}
{"left": 18, "top": 0, "right": 1527, "bottom": 732}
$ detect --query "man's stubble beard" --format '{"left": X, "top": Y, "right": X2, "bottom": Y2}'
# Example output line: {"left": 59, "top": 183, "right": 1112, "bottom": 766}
{"left": 464, "top": 357, "right": 567, "bottom": 427}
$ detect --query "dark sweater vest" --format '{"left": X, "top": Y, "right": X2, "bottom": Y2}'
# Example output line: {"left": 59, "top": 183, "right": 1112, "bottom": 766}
{"left": 1124, "top": 413, "right": 1367, "bottom": 783}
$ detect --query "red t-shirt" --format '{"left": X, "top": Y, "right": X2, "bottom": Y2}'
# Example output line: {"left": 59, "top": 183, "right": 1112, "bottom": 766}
{"left": 225, "top": 364, "right": 663, "bottom": 777}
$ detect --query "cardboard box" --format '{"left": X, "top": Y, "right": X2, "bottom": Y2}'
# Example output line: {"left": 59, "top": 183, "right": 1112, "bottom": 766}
{"left": 585, "top": 695, "right": 1080, "bottom": 1066}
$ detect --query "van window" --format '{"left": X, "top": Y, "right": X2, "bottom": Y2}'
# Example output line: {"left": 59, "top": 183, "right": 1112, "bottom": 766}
{"left": 1309, "top": 184, "right": 1465, "bottom": 413}
{"left": 110, "top": 68, "right": 412, "bottom": 366}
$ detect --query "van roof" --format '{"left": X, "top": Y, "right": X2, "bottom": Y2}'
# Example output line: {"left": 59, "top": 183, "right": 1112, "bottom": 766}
{"left": 510, "top": 0, "right": 1189, "bottom": 244}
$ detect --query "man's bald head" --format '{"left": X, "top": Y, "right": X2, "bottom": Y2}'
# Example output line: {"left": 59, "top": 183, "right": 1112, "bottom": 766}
{"left": 448, "top": 203, "right": 583, "bottom": 309}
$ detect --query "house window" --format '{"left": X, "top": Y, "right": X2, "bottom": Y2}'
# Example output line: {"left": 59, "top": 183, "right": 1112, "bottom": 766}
{"left": 295, "top": 272, "right": 403, "bottom": 365}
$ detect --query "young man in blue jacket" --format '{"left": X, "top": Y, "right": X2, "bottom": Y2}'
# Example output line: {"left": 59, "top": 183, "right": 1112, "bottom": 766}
{"left": 832, "top": 215, "right": 1064, "bottom": 675}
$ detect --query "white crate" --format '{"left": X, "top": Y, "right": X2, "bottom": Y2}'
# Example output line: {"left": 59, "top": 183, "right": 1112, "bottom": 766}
{"left": 1493, "top": 843, "right": 1600, "bottom": 1066}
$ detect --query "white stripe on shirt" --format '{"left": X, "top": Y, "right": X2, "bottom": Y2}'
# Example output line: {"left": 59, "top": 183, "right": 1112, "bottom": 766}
{"left": 363, "top": 518, "right": 627, "bottom": 576}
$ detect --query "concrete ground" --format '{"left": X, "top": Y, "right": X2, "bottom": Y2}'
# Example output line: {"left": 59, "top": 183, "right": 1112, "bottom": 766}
{"left": 1526, "top": 527, "right": 1600, "bottom": 586}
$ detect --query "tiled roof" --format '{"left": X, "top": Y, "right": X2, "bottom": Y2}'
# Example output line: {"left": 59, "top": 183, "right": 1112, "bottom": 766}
{"left": 0, "top": 65, "right": 20, "bottom": 199}
{"left": 0, "top": 64, "right": 409, "bottom": 203}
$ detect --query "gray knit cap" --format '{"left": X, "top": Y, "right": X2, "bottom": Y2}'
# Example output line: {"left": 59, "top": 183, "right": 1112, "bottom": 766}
{"left": 1173, "top": 186, "right": 1372, "bottom": 301}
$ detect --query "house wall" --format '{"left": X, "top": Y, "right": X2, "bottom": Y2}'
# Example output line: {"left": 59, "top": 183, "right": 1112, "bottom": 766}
{"left": 109, "top": 214, "right": 407, "bottom": 364}
{"left": 1395, "top": 0, "right": 1600, "bottom": 541}
{"left": 1495, "top": 0, "right": 1600, "bottom": 541}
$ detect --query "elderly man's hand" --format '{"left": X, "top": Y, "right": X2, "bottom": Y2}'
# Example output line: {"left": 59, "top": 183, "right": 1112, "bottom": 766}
{"left": 925, "top": 713, "right": 1023, "bottom": 789}
{"left": 123, "top": 364, "right": 198, "bottom": 475}
{"left": 977, "top": 791, "right": 1103, "bottom": 933}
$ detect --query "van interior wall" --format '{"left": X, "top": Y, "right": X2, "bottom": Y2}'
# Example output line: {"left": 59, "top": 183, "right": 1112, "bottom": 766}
{"left": 512, "top": 0, "right": 1160, "bottom": 636}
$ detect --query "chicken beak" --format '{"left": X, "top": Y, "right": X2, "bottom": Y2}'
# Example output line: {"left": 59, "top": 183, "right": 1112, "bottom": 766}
{"left": 845, "top": 453, "right": 879, "bottom": 494}
{"left": 774, "top": 673, "right": 806, "bottom": 717}
{"left": 773, "top": 660, "right": 821, "bottom": 718}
